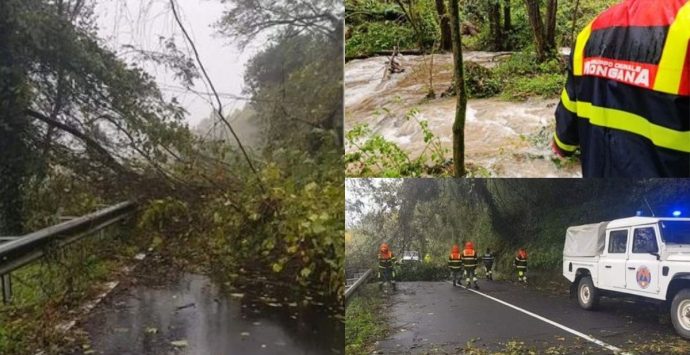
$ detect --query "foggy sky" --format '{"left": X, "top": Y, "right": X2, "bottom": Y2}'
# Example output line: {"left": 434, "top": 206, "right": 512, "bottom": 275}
{"left": 95, "top": 0, "right": 263, "bottom": 126}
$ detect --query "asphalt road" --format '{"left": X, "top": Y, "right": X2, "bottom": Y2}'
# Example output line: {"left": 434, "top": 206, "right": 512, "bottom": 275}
{"left": 72, "top": 272, "right": 343, "bottom": 354}
{"left": 375, "top": 280, "right": 679, "bottom": 354}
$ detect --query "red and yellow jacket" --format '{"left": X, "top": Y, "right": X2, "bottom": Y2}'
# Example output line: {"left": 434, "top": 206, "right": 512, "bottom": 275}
{"left": 554, "top": 0, "right": 690, "bottom": 177}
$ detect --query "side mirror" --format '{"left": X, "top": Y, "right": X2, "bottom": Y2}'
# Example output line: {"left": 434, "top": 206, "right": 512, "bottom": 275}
{"left": 650, "top": 252, "right": 660, "bottom": 260}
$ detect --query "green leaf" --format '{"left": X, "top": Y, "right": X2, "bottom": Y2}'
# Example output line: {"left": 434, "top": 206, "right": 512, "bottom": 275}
{"left": 272, "top": 263, "right": 283, "bottom": 273}
{"left": 300, "top": 267, "right": 312, "bottom": 278}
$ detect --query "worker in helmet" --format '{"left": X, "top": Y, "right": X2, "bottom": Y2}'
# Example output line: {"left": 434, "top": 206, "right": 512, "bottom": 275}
{"left": 514, "top": 248, "right": 528, "bottom": 283}
{"left": 482, "top": 248, "right": 495, "bottom": 280}
{"left": 553, "top": 0, "right": 690, "bottom": 177}
{"left": 378, "top": 243, "right": 397, "bottom": 290}
{"left": 448, "top": 244, "right": 463, "bottom": 286}
{"left": 461, "top": 241, "right": 479, "bottom": 289}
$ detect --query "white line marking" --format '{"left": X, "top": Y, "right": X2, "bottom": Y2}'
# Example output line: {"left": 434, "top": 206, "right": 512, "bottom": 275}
{"left": 445, "top": 281, "right": 626, "bottom": 354}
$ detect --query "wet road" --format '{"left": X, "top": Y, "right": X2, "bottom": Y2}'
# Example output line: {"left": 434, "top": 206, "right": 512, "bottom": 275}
{"left": 76, "top": 273, "right": 343, "bottom": 354}
{"left": 376, "top": 281, "right": 677, "bottom": 354}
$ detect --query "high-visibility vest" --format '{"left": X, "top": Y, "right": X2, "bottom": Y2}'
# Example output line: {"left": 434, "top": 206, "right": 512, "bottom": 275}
{"left": 448, "top": 253, "right": 463, "bottom": 270}
{"left": 554, "top": 0, "right": 690, "bottom": 177}
{"left": 462, "top": 250, "right": 478, "bottom": 269}
{"left": 378, "top": 252, "right": 396, "bottom": 269}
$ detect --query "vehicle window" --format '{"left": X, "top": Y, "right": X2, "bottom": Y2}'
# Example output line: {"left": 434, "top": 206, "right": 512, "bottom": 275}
{"left": 632, "top": 227, "right": 658, "bottom": 254}
{"left": 660, "top": 221, "right": 690, "bottom": 244}
{"left": 608, "top": 230, "right": 628, "bottom": 253}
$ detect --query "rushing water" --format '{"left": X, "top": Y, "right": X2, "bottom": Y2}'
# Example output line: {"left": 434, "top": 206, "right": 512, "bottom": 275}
{"left": 345, "top": 53, "right": 582, "bottom": 177}
{"left": 79, "top": 273, "right": 343, "bottom": 354}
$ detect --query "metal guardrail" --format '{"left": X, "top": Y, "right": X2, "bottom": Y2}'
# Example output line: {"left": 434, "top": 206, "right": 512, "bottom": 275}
{"left": 345, "top": 269, "right": 373, "bottom": 302}
{"left": 0, "top": 237, "right": 20, "bottom": 243}
{"left": 0, "top": 201, "right": 136, "bottom": 303}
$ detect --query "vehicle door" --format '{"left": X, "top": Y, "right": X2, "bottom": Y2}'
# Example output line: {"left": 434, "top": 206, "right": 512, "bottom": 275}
{"left": 600, "top": 229, "right": 629, "bottom": 289}
{"left": 625, "top": 225, "right": 661, "bottom": 295}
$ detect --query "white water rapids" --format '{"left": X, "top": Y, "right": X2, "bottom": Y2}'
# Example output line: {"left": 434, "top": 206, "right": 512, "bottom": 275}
{"left": 345, "top": 52, "right": 582, "bottom": 177}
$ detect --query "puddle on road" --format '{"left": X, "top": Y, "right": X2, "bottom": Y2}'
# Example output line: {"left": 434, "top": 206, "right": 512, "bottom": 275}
{"left": 345, "top": 53, "right": 582, "bottom": 177}
{"left": 81, "top": 273, "right": 343, "bottom": 354}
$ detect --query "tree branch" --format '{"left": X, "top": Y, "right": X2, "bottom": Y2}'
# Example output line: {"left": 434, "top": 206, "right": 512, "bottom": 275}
{"left": 169, "top": 0, "right": 265, "bottom": 193}
{"left": 25, "top": 108, "right": 132, "bottom": 177}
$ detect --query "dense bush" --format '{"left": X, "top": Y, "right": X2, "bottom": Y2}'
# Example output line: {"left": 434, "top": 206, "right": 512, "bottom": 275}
{"left": 345, "top": 0, "right": 439, "bottom": 58}
{"left": 346, "top": 22, "right": 417, "bottom": 58}
{"left": 501, "top": 73, "right": 565, "bottom": 100}
{"left": 492, "top": 51, "right": 567, "bottom": 99}
{"left": 397, "top": 262, "right": 449, "bottom": 281}
{"left": 464, "top": 62, "right": 502, "bottom": 98}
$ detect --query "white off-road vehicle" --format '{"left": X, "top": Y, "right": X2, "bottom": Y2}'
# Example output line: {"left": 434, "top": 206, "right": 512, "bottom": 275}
{"left": 401, "top": 250, "right": 420, "bottom": 263}
{"left": 562, "top": 216, "right": 690, "bottom": 338}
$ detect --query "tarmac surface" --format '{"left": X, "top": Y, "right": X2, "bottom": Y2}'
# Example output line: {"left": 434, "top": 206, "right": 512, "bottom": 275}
{"left": 73, "top": 272, "right": 343, "bottom": 354}
{"left": 375, "top": 280, "right": 677, "bottom": 354}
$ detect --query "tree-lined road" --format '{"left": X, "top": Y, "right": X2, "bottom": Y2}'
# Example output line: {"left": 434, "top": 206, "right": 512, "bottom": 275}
{"left": 375, "top": 281, "right": 678, "bottom": 354}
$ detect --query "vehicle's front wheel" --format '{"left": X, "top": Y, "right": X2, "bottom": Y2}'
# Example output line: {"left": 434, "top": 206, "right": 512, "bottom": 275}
{"left": 671, "top": 289, "right": 690, "bottom": 339}
{"left": 577, "top": 276, "right": 599, "bottom": 310}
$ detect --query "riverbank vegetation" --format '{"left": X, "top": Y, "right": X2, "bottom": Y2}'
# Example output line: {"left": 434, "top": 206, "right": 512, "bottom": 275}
{"left": 345, "top": 0, "right": 619, "bottom": 177}
{"left": 0, "top": 0, "right": 343, "bottom": 352}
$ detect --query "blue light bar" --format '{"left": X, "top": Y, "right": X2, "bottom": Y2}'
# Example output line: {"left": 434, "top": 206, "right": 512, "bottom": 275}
{"left": 673, "top": 210, "right": 682, "bottom": 217}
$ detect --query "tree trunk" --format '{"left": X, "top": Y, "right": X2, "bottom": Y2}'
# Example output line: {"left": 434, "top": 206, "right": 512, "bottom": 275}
{"left": 435, "top": 0, "right": 452, "bottom": 51}
{"left": 524, "top": 0, "right": 548, "bottom": 62}
{"left": 488, "top": 0, "right": 503, "bottom": 51}
{"left": 503, "top": 0, "right": 512, "bottom": 34}
{"left": 570, "top": 0, "right": 581, "bottom": 49}
{"left": 0, "top": 0, "right": 29, "bottom": 235}
{"left": 449, "top": 0, "right": 467, "bottom": 177}
{"left": 545, "top": 0, "right": 558, "bottom": 51}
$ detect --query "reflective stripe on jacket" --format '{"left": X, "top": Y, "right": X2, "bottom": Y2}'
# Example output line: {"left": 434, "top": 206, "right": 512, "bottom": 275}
{"left": 379, "top": 253, "right": 396, "bottom": 269}
{"left": 514, "top": 256, "right": 527, "bottom": 270}
{"left": 462, "top": 250, "right": 478, "bottom": 269}
{"left": 554, "top": 0, "right": 690, "bottom": 177}
{"left": 448, "top": 255, "right": 463, "bottom": 270}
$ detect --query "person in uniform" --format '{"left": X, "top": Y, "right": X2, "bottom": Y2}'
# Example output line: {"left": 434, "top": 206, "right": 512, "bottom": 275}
{"left": 514, "top": 248, "right": 528, "bottom": 284}
{"left": 378, "top": 243, "right": 397, "bottom": 290}
{"left": 448, "top": 244, "right": 463, "bottom": 286}
{"left": 462, "top": 241, "right": 480, "bottom": 289}
{"left": 482, "top": 248, "right": 495, "bottom": 280}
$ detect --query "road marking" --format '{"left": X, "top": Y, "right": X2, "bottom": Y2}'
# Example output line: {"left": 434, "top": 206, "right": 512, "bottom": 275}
{"left": 445, "top": 281, "right": 626, "bottom": 354}
{"left": 55, "top": 253, "right": 148, "bottom": 333}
